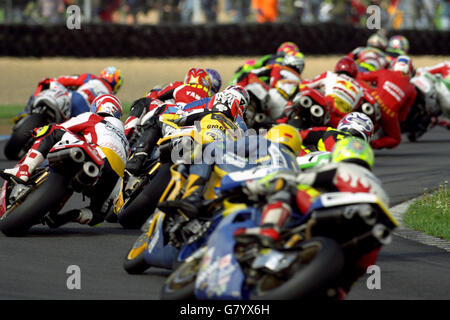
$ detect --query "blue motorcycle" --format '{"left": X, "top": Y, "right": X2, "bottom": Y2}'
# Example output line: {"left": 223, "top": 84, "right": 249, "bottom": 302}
{"left": 160, "top": 179, "right": 398, "bottom": 300}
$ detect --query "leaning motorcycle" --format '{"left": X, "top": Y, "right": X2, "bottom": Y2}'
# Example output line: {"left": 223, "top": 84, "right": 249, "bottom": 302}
{"left": 401, "top": 70, "right": 442, "bottom": 142}
{"left": 0, "top": 138, "right": 104, "bottom": 236}
{"left": 122, "top": 112, "right": 241, "bottom": 274}
{"left": 4, "top": 82, "right": 71, "bottom": 160}
{"left": 160, "top": 176, "right": 398, "bottom": 300}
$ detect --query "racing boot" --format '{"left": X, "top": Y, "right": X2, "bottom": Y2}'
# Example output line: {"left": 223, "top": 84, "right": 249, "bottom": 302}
{"left": 125, "top": 122, "right": 160, "bottom": 174}
{"left": 2, "top": 148, "right": 44, "bottom": 183}
{"left": 233, "top": 201, "right": 291, "bottom": 246}
{"left": 158, "top": 174, "right": 207, "bottom": 219}
{"left": 45, "top": 208, "right": 104, "bottom": 228}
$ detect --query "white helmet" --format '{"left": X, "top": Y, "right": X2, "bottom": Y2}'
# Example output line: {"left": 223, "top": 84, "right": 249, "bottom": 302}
{"left": 91, "top": 94, "right": 123, "bottom": 119}
{"left": 33, "top": 88, "right": 71, "bottom": 122}
{"left": 337, "top": 112, "right": 374, "bottom": 142}
{"left": 283, "top": 53, "right": 305, "bottom": 74}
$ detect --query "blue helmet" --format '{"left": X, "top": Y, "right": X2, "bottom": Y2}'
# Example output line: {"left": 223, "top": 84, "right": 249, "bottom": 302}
{"left": 206, "top": 68, "right": 222, "bottom": 94}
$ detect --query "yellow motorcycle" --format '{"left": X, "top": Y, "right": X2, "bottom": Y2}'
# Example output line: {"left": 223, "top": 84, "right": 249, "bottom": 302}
{"left": 122, "top": 112, "right": 241, "bottom": 274}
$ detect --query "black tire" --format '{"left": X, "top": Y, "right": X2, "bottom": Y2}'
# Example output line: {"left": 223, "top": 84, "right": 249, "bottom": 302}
{"left": 160, "top": 251, "right": 203, "bottom": 300}
{"left": 123, "top": 230, "right": 152, "bottom": 274}
{"left": 118, "top": 163, "right": 171, "bottom": 229}
{"left": 0, "top": 172, "right": 69, "bottom": 236}
{"left": 4, "top": 113, "right": 48, "bottom": 160}
{"left": 250, "top": 237, "right": 344, "bottom": 300}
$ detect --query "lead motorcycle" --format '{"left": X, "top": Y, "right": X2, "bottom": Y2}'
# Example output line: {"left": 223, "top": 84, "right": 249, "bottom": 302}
{"left": 160, "top": 170, "right": 398, "bottom": 300}
{"left": 0, "top": 137, "right": 104, "bottom": 236}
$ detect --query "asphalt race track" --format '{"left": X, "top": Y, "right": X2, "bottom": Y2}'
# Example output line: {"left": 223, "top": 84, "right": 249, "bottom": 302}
{"left": 0, "top": 128, "right": 449, "bottom": 300}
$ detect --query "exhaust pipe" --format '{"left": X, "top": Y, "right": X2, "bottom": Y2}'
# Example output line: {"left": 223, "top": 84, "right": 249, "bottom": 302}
{"left": 361, "top": 102, "right": 374, "bottom": 116}
{"left": 73, "top": 161, "right": 100, "bottom": 188}
{"left": 48, "top": 147, "right": 85, "bottom": 164}
{"left": 310, "top": 105, "right": 324, "bottom": 118}
{"left": 371, "top": 224, "right": 392, "bottom": 245}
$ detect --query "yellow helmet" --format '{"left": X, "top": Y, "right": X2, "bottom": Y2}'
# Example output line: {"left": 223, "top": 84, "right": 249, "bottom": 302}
{"left": 265, "top": 124, "right": 302, "bottom": 155}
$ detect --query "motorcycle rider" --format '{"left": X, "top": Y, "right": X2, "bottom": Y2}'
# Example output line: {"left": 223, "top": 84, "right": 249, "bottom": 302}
{"left": 385, "top": 35, "right": 410, "bottom": 65}
{"left": 299, "top": 112, "right": 374, "bottom": 155}
{"left": 235, "top": 136, "right": 388, "bottom": 298}
{"left": 235, "top": 136, "right": 387, "bottom": 241}
{"left": 158, "top": 123, "right": 303, "bottom": 219}
{"left": 416, "top": 61, "right": 450, "bottom": 129}
{"left": 236, "top": 52, "right": 305, "bottom": 120}
{"left": 35, "top": 66, "right": 123, "bottom": 117}
{"left": 358, "top": 55, "right": 417, "bottom": 149}
{"left": 123, "top": 68, "right": 213, "bottom": 140}
{"left": 125, "top": 85, "right": 249, "bottom": 175}
{"left": 347, "top": 33, "right": 390, "bottom": 73}
{"left": 2, "top": 94, "right": 129, "bottom": 227}
{"left": 299, "top": 57, "right": 370, "bottom": 127}
{"left": 230, "top": 41, "right": 304, "bottom": 85}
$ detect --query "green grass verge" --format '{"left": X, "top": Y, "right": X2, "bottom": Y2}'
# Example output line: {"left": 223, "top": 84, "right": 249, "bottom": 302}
{"left": 403, "top": 182, "right": 450, "bottom": 241}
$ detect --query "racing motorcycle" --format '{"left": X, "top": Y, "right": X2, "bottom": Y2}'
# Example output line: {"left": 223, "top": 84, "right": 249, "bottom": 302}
{"left": 160, "top": 172, "right": 398, "bottom": 300}
{"left": 239, "top": 73, "right": 303, "bottom": 130}
{"left": 286, "top": 84, "right": 380, "bottom": 131}
{"left": 122, "top": 112, "right": 241, "bottom": 274}
{"left": 115, "top": 112, "right": 239, "bottom": 229}
{"left": 4, "top": 81, "right": 72, "bottom": 161}
{"left": 0, "top": 138, "right": 103, "bottom": 236}
{"left": 401, "top": 70, "right": 442, "bottom": 142}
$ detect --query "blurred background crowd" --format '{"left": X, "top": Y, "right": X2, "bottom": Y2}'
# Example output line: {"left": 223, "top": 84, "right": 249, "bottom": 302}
{"left": 0, "top": 0, "right": 449, "bottom": 30}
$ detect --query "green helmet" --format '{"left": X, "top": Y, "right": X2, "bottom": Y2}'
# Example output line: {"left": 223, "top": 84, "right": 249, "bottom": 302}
{"left": 331, "top": 137, "right": 374, "bottom": 170}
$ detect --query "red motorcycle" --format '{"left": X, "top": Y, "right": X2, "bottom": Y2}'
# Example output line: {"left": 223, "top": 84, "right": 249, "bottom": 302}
{"left": 0, "top": 139, "right": 103, "bottom": 236}
{"left": 283, "top": 87, "right": 332, "bottom": 129}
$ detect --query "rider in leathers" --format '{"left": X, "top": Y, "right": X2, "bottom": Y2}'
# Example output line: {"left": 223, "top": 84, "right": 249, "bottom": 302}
{"left": 3, "top": 94, "right": 129, "bottom": 227}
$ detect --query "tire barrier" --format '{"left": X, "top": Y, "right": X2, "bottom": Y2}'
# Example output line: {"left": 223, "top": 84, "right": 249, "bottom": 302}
{"left": 1, "top": 22, "right": 449, "bottom": 57}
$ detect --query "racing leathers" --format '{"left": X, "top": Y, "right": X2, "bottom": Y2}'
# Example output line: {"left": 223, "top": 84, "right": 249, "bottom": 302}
{"left": 52, "top": 73, "right": 114, "bottom": 116}
{"left": 4, "top": 112, "right": 129, "bottom": 227}
{"left": 125, "top": 92, "right": 247, "bottom": 175}
{"left": 358, "top": 69, "right": 417, "bottom": 149}
{"left": 299, "top": 127, "right": 353, "bottom": 155}
{"left": 236, "top": 64, "right": 303, "bottom": 119}
{"left": 158, "top": 134, "right": 300, "bottom": 227}
{"left": 416, "top": 61, "right": 450, "bottom": 129}
{"left": 230, "top": 50, "right": 304, "bottom": 85}
{"left": 241, "top": 160, "right": 389, "bottom": 296}
{"left": 347, "top": 46, "right": 390, "bottom": 73}
{"left": 124, "top": 80, "right": 212, "bottom": 139}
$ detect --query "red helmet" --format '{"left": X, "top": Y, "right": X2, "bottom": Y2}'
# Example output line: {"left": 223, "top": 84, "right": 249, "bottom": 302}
{"left": 334, "top": 57, "right": 358, "bottom": 78}
{"left": 184, "top": 68, "right": 212, "bottom": 93}
{"left": 277, "top": 41, "right": 300, "bottom": 56}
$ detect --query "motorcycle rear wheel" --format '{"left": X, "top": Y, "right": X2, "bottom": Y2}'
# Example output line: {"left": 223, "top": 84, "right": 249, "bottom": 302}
{"left": 0, "top": 172, "right": 68, "bottom": 236}
{"left": 4, "top": 113, "right": 47, "bottom": 160}
{"left": 250, "top": 237, "right": 344, "bottom": 300}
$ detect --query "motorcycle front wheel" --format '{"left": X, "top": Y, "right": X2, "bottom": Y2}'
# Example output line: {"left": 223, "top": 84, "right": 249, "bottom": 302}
{"left": 0, "top": 172, "right": 69, "bottom": 236}
{"left": 250, "top": 237, "right": 344, "bottom": 300}
{"left": 159, "top": 250, "right": 204, "bottom": 300}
